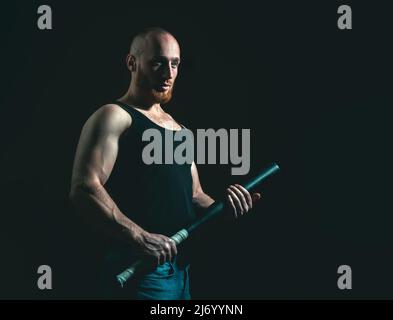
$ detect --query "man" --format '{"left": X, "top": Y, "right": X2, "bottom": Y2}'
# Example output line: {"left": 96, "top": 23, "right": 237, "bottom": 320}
{"left": 69, "top": 27, "right": 261, "bottom": 300}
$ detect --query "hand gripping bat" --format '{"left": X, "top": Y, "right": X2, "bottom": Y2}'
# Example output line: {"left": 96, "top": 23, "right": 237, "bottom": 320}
{"left": 116, "top": 162, "right": 280, "bottom": 288}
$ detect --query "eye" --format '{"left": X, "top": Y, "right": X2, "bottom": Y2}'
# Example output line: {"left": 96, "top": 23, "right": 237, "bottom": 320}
{"left": 151, "top": 61, "right": 162, "bottom": 67}
{"left": 171, "top": 63, "right": 178, "bottom": 69}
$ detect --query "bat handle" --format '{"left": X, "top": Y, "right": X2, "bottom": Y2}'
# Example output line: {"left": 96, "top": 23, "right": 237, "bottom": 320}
{"left": 115, "top": 229, "right": 189, "bottom": 287}
{"left": 170, "top": 228, "right": 189, "bottom": 244}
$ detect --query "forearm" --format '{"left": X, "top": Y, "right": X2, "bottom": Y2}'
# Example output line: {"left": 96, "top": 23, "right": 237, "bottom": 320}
{"left": 69, "top": 182, "right": 144, "bottom": 246}
{"left": 192, "top": 191, "right": 215, "bottom": 210}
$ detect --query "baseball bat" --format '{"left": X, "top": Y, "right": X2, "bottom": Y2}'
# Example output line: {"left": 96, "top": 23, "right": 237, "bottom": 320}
{"left": 116, "top": 162, "right": 280, "bottom": 287}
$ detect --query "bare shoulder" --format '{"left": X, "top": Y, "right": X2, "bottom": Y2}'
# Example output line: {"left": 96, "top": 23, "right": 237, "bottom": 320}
{"left": 85, "top": 103, "right": 132, "bottom": 136}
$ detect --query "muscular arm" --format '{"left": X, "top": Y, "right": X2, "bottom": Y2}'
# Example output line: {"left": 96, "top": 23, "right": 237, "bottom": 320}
{"left": 69, "top": 104, "right": 177, "bottom": 265}
{"left": 69, "top": 104, "right": 143, "bottom": 246}
{"left": 191, "top": 161, "right": 215, "bottom": 209}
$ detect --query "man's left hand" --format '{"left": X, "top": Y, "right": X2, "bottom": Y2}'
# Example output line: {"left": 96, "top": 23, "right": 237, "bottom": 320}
{"left": 225, "top": 184, "right": 261, "bottom": 218}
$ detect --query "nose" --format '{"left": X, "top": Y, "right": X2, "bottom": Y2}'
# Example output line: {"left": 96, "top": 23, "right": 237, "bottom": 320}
{"left": 162, "top": 62, "right": 173, "bottom": 80}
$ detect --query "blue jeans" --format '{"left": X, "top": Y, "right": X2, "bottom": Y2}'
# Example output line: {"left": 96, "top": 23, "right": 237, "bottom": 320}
{"left": 136, "top": 258, "right": 191, "bottom": 300}
{"left": 101, "top": 253, "right": 191, "bottom": 300}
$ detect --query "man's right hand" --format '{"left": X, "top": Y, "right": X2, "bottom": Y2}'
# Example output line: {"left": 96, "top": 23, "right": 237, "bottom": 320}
{"left": 132, "top": 230, "right": 177, "bottom": 266}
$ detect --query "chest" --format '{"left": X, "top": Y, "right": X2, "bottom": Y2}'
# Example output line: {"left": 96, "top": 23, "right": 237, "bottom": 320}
{"left": 139, "top": 110, "right": 182, "bottom": 131}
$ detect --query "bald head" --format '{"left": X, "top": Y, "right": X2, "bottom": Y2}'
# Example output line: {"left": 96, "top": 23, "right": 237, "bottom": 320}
{"left": 130, "top": 27, "right": 180, "bottom": 57}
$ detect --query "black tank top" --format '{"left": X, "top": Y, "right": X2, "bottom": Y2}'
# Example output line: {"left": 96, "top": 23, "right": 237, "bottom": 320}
{"left": 104, "top": 101, "right": 196, "bottom": 238}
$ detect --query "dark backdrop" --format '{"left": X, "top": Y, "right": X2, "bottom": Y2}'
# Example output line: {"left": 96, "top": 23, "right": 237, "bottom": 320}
{"left": 1, "top": 0, "right": 392, "bottom": 299}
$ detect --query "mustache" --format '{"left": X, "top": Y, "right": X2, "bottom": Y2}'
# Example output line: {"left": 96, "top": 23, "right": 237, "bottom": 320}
{"left": 157, "top": 81, "right": 173, "bottom": 86}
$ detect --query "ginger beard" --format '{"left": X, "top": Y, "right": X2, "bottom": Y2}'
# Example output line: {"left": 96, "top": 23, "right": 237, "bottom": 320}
{"left": 151, "top": 86, "right": 173, "bottom": 104}
{"left": 134, "top": 67, "right": 174, "bottom": 104}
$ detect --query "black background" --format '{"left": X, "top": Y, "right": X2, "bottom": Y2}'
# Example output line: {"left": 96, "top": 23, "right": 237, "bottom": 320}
{"left": 1, "top": 0, "right": 392, "bottom": 299}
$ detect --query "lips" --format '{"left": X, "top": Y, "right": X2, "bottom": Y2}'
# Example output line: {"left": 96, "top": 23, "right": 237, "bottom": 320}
{"left": 159, "top": 83, "right": 171, "bottom": 87}
{"left": 156, "top": 83, "right": 171, "bottom": 91}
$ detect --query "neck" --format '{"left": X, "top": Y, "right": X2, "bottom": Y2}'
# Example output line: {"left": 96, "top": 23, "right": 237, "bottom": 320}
{"left": 119, "top": 83, "right": 162, "bottom": 113}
